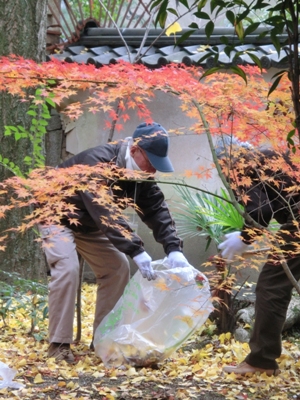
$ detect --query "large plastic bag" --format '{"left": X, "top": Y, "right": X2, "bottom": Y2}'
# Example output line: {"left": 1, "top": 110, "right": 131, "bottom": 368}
{"left": 0, "top": 361, "right": 24, "bottom": 390}
{"left": 94, "top": 259, "right": 213, "bottom": 367}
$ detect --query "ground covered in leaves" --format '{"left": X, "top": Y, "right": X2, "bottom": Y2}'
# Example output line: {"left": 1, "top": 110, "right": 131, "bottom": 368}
{"left": 0, "top": 283, "right": 300, "bottom": 400}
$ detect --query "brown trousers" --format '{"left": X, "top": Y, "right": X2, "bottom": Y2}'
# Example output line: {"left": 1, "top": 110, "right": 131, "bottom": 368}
{"left": 39, "top": 225, "right": 130, "bottom": 344}
{"left": 245, "top": 222, "right": 300, "bottom": 369}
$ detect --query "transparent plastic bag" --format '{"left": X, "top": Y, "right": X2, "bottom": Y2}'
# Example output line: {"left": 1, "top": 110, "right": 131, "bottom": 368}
{"left": 94, "top": 258, "right": 213, "bottom": 367}
{"left": 0, "top": 361, "right": 24, "bottom": 390}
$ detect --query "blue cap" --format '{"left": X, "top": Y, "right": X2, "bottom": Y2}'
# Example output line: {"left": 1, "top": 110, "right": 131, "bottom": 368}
{"left": 133, "top": 122, "right": 174, "bottom": 172}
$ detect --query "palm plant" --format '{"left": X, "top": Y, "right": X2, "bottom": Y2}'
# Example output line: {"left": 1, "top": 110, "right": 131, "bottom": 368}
{"left": 173, "top": 184, "right": 245, "bottom": 333}
{"left": 173, "top": 185, "right": 244, "bottom": 248}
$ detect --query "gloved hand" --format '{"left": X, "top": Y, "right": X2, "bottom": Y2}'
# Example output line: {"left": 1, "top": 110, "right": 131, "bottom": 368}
{"left": 218, "top": 231, "right": 249, "bottom": 261}
{"left": 167, "top": 251, "right": 189, "bottom": 268}
{"left": 133, "top": 251, "right": 157, "bottom": 281}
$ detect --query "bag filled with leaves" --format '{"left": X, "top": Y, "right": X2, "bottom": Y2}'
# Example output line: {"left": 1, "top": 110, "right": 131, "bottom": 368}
{"left": 94, "top": 258, "right": 213, "bottom": 367}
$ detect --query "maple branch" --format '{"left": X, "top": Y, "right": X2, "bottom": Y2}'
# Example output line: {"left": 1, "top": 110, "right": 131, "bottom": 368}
{"left": 95, "top": 0, "right": 132, "bottom": 62}
{"left": 191, "top": 100, "right": 247, "bottom": 217}
{"left": 107, "top": 100, "right": 122, "bottom": 142}
{"left": 118, "top": 177, "right": 235, "bottom": 204}
{"left": 134, "top": 10, "right": 157, "bottom": 63}
{"left": 0, "top": 72, "right": 119, "bottom": 87}
{"left": 272, "top": 237, "right": 300, "bottom": 295}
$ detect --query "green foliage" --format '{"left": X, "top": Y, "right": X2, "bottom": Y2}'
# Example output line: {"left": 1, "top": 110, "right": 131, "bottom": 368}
{"left": 3, "top": 89, "right": 53, "bottom": 177}
{"left": 0, "top": 271, "right": 48, "bottom": 341}
{"left": 173, "top": 185, "right": 244, "bottom": 250}
{"left": 64, "top": 0, "right": 123, "bottom": 28}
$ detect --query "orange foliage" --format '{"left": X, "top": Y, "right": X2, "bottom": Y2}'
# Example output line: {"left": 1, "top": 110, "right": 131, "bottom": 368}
{"left": 0, "top": 55, "right": 299, "bottom": 251}
{"left": 0, "top": 56, "right": 294, "bottom": 149}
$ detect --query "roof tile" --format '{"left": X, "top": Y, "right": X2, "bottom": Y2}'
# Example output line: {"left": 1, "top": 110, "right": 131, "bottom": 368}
{"left": 48, "top": 27, "right": 290, "bottom": 70}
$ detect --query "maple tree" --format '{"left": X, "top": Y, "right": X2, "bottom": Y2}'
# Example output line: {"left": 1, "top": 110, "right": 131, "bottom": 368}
{"left": 1, "top": 53, "right": 300, "bottom": 391}
{"left": 0, "top": 55, "right": 298, "bottom": 295}
{"left": 0, "top": 55, "right": 299, "bottom": 341}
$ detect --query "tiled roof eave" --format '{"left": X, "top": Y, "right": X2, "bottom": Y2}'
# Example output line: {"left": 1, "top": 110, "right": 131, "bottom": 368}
{"left": 48, "top": 26, "right": 293, "bottom": 70}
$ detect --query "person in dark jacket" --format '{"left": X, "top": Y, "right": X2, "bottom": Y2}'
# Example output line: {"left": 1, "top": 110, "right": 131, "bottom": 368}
{"left": 40, "top": 122, "right": 189, "bottom": 363}
{"left": 216, "top": 136, "right": 300, "bottom": 376}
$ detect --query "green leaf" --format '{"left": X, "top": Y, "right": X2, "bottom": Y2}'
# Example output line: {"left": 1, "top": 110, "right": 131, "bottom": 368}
{"left": 267, "top": 74, "right": 284, "bottom": 97}
{"left": 27, "top": 110, "right": 37, "bottom": 117}
{"left": 194, "top": 52, "right": 215, "bottom": 66}
{"left": 38, "top": 120, "right": 49, "bottom": 126}
{"left": 200, "top": 67, "right": 222, "bottom": 80}
{"left": 229, "top": 66, "right": 247, "bottom": 84}
{"left": 236, "top": 8, "right": 251, "bottom": 24}
{"left": 188, "top": 23, "right": 199, "bottom": 29}
{"left": 235, "top": 20, "right": 244, "bottom": 40}
{"left": 14, "top": 132, "right": 22, "bottom": 141}
{"left": 198, "top": 0, "right": 208, "bottom": 8}
{"left": 194, "top": 11, "right": 210, "bottom": 19}
{"left": 173, "top": 185, "right": 243, "bottom": 245}
{"left": 270, "top": 29, "right": 281, "bottom": 54}
{"left": 226, "top": 10, "right": 235, "bottom": 26}
{"left": 166, "top": 7, "right": 179, "bottom": 16}
{"left": 149, "top": 0, "right": 163, "bottom": 10}
{"left": 37, "top": 126, "right": 46, "bottom": 133}
{"left": 205, "top": 20, "right": 214, "bottom": 39}
{"left": 41, "top": 112, "right": 51, "bottom": 119}
{"left": 243, "top": 22, "right": 261, "bottom": 36}
{"left": 253, "top": 1, "right": 270, "bottom": 10}
{"left": 287, "top": 129, "right": 295, "bottom": 144}
{"left": 220, "top": 35, "right": 229, "bottom": 45}
{"left": 154, "top": 0, "right": 168, "bottom": 27}
{"left": 224, "top": 45, "right": 233, "bottom": 58}
{"left": 45, "top": 97, "right": 55, "bottom": 108}
{"left": 5, "top": 125, "right": 18, "bottom": 134}
{"left": 246, "top": 52, "right": 262, "bottom": 70}
{"left": 175, "top": 30, "right": 196, "bottom": 46}
{"left": 178, "top": 0, "right": 189, "bottom": 8}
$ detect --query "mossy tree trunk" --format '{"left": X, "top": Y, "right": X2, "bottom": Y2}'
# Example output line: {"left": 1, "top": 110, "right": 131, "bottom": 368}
{"left": 0, "top": 0, "right": 48, "bottom": 281}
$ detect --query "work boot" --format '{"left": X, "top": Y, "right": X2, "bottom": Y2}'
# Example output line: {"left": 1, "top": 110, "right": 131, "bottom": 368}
{"left": 223, "top": 361, "right": 280, "bottom": 376}
{"left": 48, "top": 343, "right": 75, "bottom": 363}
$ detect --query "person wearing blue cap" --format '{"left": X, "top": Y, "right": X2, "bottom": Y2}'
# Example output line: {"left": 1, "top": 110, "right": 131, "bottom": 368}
{"left": 39, "top": 122, "right": 189, "bottom": 363}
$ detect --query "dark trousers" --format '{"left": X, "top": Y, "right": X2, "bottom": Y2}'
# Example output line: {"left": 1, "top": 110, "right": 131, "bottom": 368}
{"left": 245, "top": 223, "right": 300, "bottom": 369}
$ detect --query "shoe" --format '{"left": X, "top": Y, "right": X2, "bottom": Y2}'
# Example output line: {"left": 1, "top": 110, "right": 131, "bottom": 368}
{"left": 48, "top": 343, "right": 75, "bottom": 363}
{"left": 89, "top": 341, "right": 95, "bottom": 351}
{"left": 223, "top": 361, "right": 280, "bottom": 376}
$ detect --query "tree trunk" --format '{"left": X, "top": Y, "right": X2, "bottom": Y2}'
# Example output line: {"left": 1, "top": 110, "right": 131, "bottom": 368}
{"left": 0, "top": 0, "right": 48, "bottom": 281}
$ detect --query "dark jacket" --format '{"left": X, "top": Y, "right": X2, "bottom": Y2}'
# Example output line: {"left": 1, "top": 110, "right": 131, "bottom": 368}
{"left": 58, "top": 139, "right": 183, "bottom": 258}
{"left": 235, "top": 149, "right": 300, "bottom": 243}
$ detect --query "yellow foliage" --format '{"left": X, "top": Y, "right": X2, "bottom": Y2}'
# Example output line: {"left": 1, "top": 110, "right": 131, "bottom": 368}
{"left": 165, "top": 22, "right": 182, "bottom": 36}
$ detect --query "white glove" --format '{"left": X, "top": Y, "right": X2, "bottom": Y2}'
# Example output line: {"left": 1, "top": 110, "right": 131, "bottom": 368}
{"left": 133, "top": 251, "right": 157, "bottom": 281}
{"left": 167, "top": 251, "right": 189, "bottom": 268}
{"left": 218, "top": 231, "right": 249, "bottom": 261}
